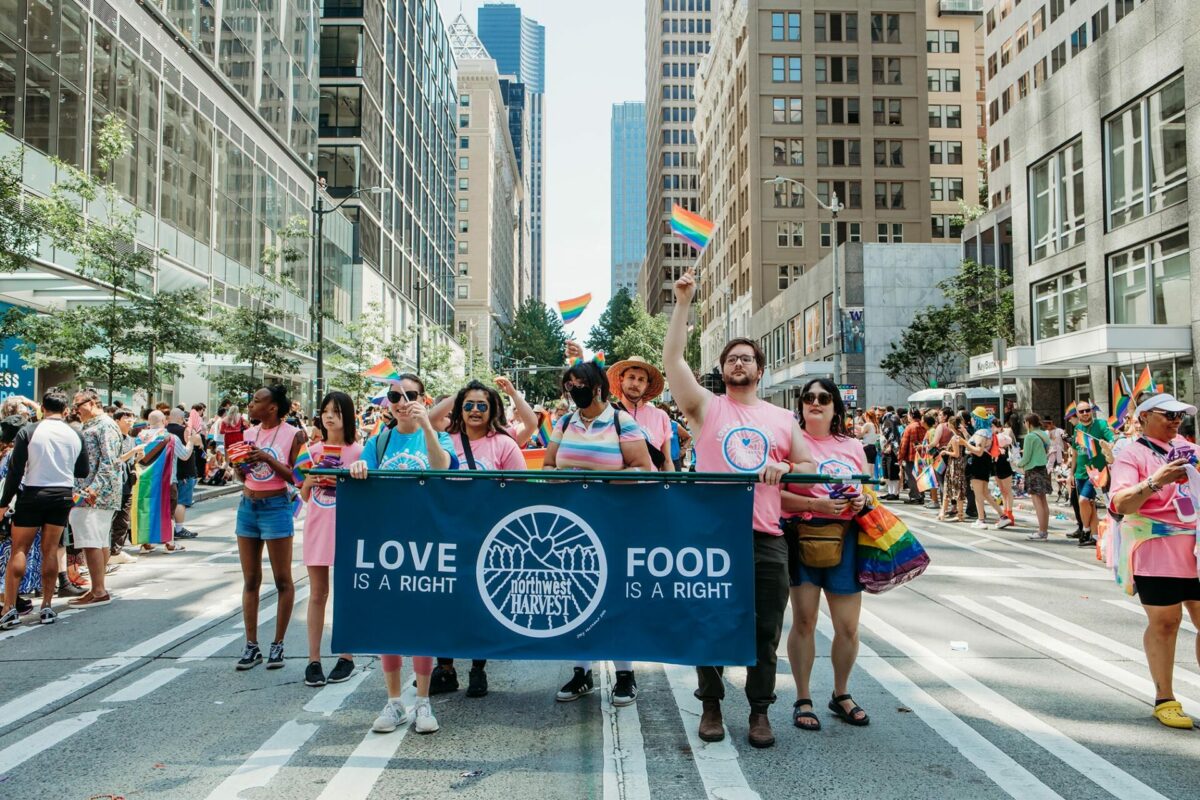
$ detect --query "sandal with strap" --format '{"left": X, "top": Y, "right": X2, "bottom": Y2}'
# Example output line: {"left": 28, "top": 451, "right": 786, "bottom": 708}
{"left": 792, "top": 699, "right": 821, "bottom": 731}
{"left": 829, "top": 693, "right": 870, "bottom": 726}
{"left": 1153, "top": 699, "right": 1194, "bottom": 729}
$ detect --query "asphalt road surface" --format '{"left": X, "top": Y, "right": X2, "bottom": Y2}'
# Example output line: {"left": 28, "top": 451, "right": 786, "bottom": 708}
{"left": 1, "top": 491, "right": 1198, "bottom": 799}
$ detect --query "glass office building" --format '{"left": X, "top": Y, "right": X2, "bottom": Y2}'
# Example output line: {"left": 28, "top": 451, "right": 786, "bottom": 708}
{"left": 610, "top": 101, "right": 645, "bottom": 297}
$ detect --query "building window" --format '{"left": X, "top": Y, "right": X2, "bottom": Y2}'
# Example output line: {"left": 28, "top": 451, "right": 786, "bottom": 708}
{"left": 1051, "top": 43, "right": 1066, "bottom": 74}
{"left": 771, "top": 12, "right": 785, "bottom": 40}
{"left": 818, "top": 180, "right": 862, "bottom": 209}
{"left": 818, "top": 97, "right": 860, "bottom": 124}
{"left": 776, "top": 222, "right": 804, "bottom": 248}
{"left": 457, "top": 241, "right": 468, "bottom": 254}
{"left": 458, "top": 262, "right": 469, "bottom": 275}
{"left": 943, "top": 30, "right": 959, "bottom": 53}
{"left": 875, "top": 181, "right": 905, "bottom": 210}
{"left": 457, "top": 284, "right": 469, "bottom": 299}
{"left": 1071, "top": 24, "right": 1088, "bottom": 57}
{"left": 458, "top": 177, "right": 469, "bottom": 190}
{"left": 875, "top": 139, "right": 903, "bottom": 167}
{"left": 789, "top": 138, "right": 804, "bottom": 165}
{"left": 772, "top": 56, "right": 786, "bottom": 82}
{"left": 1029, "top": 138, "right": 1085, "bottom": 261}
{"left": 817, "top": 139, "right": 861, "bottom": 167}
{"left": 870, "top": 13, "right": 900, "bottom": 44}
{"left": 930, "top": 214, "right": 964, "bottom": 239}
{"left": 1109, "top": 231, "right": 1190, "bottom": 325}
{"left": 1092, "top": 7, "right": 1109, "bottom": 40}
{"left": 930, "top": 178, "right": 944, "bottom": 202}
{"left": 789, "top": 97, "right": 803, "bottom": 123}
{"left": 1105, "top": 74, "right": 1187, "bottom": 230}
{"left": 459, "top": 156, "right": 469, "bottom": 170}
{"left": 1033, "top": 266, "right": 1088, "bottom": 341}
{"left": 873, "top": 57, "right": 902, "bottom": 85}
{"left": 459, "top": 219, "right": 469, "bottom": 234}
{"left": 947, "top": 141, "right": 963, "bottom": 165}
{"left": 876, "top": 222, "right": 904, "bottom": 243}
{"left": 819, "top": 221, "right": 861, "bottom": 247}
{"left": 927, "top": 69, "right": 941, "bottom": 93}
{"left": 814, "top": 12, "right": 857, "bottom": 42}
{"left": 1114, "top": 0, "right": 1136, "bottom": 21}
{"left": 459, "top": 93, "right": 470, "bottom": 107}
{"left": 815, "top": 57, "right": 858, "bottom": 84}
{"left": 872, "top": 98, "right": 901, "bottom": 126}
{"left": 929, "top": 141, "right": 944, "bottom": 165}
{"left": 926, "top": 30, "right": 940, "bottom": 53}
{"left": 773, "top": 181, "right": 805, "bottom": 208}
{"left": 459, "top": 198, "right": 469, "bottom": 212}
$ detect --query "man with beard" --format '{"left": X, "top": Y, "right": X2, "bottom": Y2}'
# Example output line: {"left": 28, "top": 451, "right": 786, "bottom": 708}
{"left": 664, "top": 268, "right": 816, "bottom": 750}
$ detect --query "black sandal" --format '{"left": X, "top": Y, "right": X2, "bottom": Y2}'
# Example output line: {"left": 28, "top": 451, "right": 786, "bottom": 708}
{"left": 829, "top": 693, "right": 870, "bottom": 726}
{"left": 792, "top": 699, "right": 821, "bottom": 731}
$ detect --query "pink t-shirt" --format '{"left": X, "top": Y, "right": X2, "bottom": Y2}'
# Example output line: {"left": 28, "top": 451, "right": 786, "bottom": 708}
{"left": 302, "top": 440, "right": 363, "bottom": 567}
{"left": 451, "top": 431, "right": 526, "bottom": 471}
{"left": 694, "top": 395, "right": 795, "bottom": 535}
{"left": 1109, "top": 435, "right": 1199, "bottom": 578}
{"left": 785, "top": 431, "right": 867, "bottom": 520}
{"left": 243, "top": 422, "right": 303, "bottom": 491}
{"left": 620, "top": 401, "right": 673, "bottom": 452}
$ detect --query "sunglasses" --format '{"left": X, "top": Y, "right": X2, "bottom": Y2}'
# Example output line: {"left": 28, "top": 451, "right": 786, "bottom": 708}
{"left": 802, "top": 391, "right": 834, "bottom": 406}
{"left": 387, "top": 390, "right": 421, "bottom": 403}
{"left": 1151, "top": 409, "right": 1186, "bottom": 421}
{"left": 462, "top": 401, "right": 490, "bottom": 412}
{"left": 1076, "top": 407, "right": 1093, "bottom": 414}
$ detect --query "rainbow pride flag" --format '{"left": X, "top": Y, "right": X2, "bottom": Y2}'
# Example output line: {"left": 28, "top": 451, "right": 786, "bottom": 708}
{"left": 1075, "top": 428, "right": 1099, "bottom": 459}
{"left": 364, "top": 358, "right": 401, "bottom": 383}
{"left": 669, "top": 204, "right": 715, "bottom": 250}
{"left": 292, "top": 441, "right": 313, "bottom": 486}
{"left": 1132, "top": 365, "right": 1154, "bottom": 400}
{"left": 558, "top": 293, "right": 592, "bottom": 323}
{"left": 522, "top": 448, "right": 546, "bottom": 470}
{"left": 1110, "top": 381, "right": 1130, "bottom": 428}
{"left": 1064, "top": 401, "right": 1077, "bottom": 420}
{"left": 915, "top": 462, "right": 939, "bottom": 492}
{"left": 130, "top": 435, "right": 175, "bottom": 545}
{"left": 537, "top": 414, "right": 553, "bottom": 448}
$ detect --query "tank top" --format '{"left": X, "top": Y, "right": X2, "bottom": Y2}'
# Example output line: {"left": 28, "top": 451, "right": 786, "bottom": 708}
{"left": 243, "top": 421, "right": 301, "bottom": 491}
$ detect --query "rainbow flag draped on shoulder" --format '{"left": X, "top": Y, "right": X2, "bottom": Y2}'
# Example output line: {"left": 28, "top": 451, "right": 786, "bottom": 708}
{"left": 130, "top": 433, "right": 176, "bottom": 545}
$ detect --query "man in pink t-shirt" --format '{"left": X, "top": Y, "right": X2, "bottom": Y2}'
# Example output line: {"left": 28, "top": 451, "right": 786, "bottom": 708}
{"left": 607, "top": 355, "right": 675, "bottom": 471}
{"left": 664, "top": 267, "right": 816, "bottom": 751}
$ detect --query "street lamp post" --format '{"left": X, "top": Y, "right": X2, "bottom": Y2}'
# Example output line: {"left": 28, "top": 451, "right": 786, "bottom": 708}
{"left": 311, "top": 184, "right": 385, "bottom": 400}
{"left": 765, "top": 176, "right": 845, "bottom": 383}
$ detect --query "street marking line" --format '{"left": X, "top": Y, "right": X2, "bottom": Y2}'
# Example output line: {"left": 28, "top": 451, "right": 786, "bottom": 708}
{"left": 303, "top": 667, "right": 373, "bottom": 716}
{"left": 913, "top": 528, "right": 1021, "bottom": 563}
{"left": 314, "top": 684, "right": 418, "bottom": 800}
{"left": 991, "top": 596, "right": 1200, "bottom": 692}
{"left": 0, "top": 609, "right": 83, "bottom": 642}
{"left": 233, "top": 585, "right": 310, "bottom": 630}
{"left": 101, "top": 667, "right": 189, "bottom": 703}
{"left": 599, "top": 663, "right": 651, "bottom": 800}
{"left": 202, "top": 546, "right": 239, "bottom": 563}
{"left": 0, "top": 709, "right": 112, "bottom": 773}
{"left": 179, "top": 633, "right": 242, "bottom": 662}
{"left": 926, "top": 566, "right": 1110, "bottom": 581}
{"left": 899, "top": 511, "right": 1108, "bottom": 570}
{"left": 812, "top": 614, "right": 1063, "bottom": 800}
{"left": 943, "top": 595, "right": 1198, "bottom": 709}
{"left": 859, "top": 607, "right": 1169, "bottom": 800}
{"left": 203, "top": 719, "right": 319, "bottom": 799}
{"left": 661, "top": 663, "right": 760, "bottom": 800}
{"left": 1101, "top": 597, "right": 1199, "bottom": 635}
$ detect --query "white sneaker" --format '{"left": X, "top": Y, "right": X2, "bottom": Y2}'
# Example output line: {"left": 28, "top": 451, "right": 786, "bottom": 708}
{"left": 995, "top": 517, "right": 1014, "bottom": 530}
{"left": 971, "top": 519, "right": 989, "bottom": 530}
{"left": 109, "top": 551, "right": 136, "bottom": 564}
{"left": 1026, "top": 532, "right": 1049, "bottom": 541}
{"left": 371, "top": 700, "right": 408, "bottom": 733}
{"left": 413, "top": 699, "right": 440, "bottom": 734}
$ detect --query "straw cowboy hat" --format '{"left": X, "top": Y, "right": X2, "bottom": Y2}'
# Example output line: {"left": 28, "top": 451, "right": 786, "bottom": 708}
{"left": 607, "top": 356, "right": 665, "bottom": 402}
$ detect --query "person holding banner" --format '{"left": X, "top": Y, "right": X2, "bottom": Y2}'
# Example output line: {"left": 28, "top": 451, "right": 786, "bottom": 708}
{"left": 233, "top": 386, "right": 307, "bottom": 671}
{"left": 349, "top": 373, "right": 451, "bottom": 735}
{"left": 300, "top": 391, "right": 362, "bottom": 688}
{"left": 545, "top": 354, "right": 653, "bottom": 706}
{"left": 664, "top": 268, "right": 816, "bottom": 750}
{"left": 780, "top": 379, "right": 869, "bottom": 731}
{"left": 430, "top": 380, "right": 527, "bottom": 698}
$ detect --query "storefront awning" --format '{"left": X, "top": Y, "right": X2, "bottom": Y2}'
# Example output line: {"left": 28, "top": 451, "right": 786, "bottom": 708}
{"left": 1035, "top": 325, "right": 1193, "bottom": 367}
{"left": 968, "top": 345, "right": 1075, "bottom": 379}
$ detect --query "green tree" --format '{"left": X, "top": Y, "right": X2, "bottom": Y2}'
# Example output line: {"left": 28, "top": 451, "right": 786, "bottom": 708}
{"left": 326, "top": 302, "right": 413, "bottom": 406}
{"left": 685, "top": 325, "right": 703, "bottom": 374}
{"left": 612, "top": 301, "right": 669, "bottom": 368}
{"left": 134, "top": 286, "right": 211, "bottom": 405}
{"left": 496, "top": 298, "right": 568, "bottom": 403}
{"left": 935, "top": 259, "right": 1015, "bottom": 360}
{"left": 210, "top": 283, "right": 301, "bottom": 403}
{"left": 585, "top": 287, "right": 636, "bottom": 361}
{"left": 0, "top": 120, "right": 42, "bottom": 274}
{"left": 419, "top": 333, "right": 496, "bottom": 399}
{"left": 880, "top": 306, "right": 962, "bottom": 392}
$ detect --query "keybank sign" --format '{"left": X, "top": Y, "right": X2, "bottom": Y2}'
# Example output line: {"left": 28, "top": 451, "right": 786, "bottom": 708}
{"left": 333, "top": 477, "right": 757, "bottom": 666}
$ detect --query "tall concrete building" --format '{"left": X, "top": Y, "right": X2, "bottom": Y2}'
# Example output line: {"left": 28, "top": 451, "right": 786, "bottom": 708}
{"left": 693, "top": 0, "right": 985, "bottom": 371}
{"left": 319, "top": 0, "right": 458, "bottom": 369}
{"left": 0, "top": 0, "right": 355, "bottom": 406}
{"left": 642, "top": 0, "right": 713, "bottom": 315}
{"left": 965, "top": 0, "right": 1196, "bottom": 415}
{"left": 611, "top": 102, "right": 647, "bottom": 297}
{"left": 499, "top": 77, "right": 534, "bottom": 303}
{"left": 477, "top": 2, "right": 546, "bottom": 301}
{"left": 447, "top": 15, "right": 522, "bottom": 361}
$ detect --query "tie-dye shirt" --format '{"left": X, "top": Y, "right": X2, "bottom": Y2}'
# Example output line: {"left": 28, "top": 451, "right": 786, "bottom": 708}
{"left": 550, "top": 405, "right": 645, "bottom": 471}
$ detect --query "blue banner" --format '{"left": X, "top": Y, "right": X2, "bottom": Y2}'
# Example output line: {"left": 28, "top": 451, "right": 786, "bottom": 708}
{"left": 332, "top": 476, "right": 757, "bottom": 665}
{"left": 0, "top": 302, "right": 35, "bottom": 402}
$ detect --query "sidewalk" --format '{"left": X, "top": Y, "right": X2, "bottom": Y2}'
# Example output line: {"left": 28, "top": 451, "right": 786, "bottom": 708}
{"left": 192, "top": 483, "right": 241, "bottom": 504}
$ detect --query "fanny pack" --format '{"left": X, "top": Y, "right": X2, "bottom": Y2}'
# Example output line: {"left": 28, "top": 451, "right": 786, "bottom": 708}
{"left": 783, "top": 517, "right": 853, "bottom": 568}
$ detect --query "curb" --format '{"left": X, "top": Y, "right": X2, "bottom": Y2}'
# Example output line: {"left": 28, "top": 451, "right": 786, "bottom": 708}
{"left": 193, "top": 484, "right": 242, "bottom": 504}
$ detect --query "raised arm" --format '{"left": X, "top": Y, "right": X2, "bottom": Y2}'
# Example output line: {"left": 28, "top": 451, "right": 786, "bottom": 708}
{"left": 496, "top": 376, "right": 537, "bottom": 447}
{"left": 664, "top": 268, "right": 711, "bottom": 426}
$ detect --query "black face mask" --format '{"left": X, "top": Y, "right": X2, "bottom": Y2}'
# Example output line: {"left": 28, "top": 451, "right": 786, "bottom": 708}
{"left": 568, "top": 386, "right": 595, "bottom": 409}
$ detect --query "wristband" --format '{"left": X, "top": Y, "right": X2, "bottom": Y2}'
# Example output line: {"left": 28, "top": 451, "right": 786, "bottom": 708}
{"left": 1146, "top": 478, "right": 1161, "bottom": 493}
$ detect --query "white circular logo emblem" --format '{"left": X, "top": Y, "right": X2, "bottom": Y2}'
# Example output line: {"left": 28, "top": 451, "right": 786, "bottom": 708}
{"left": 476, "top": 504, "right": 607, "bottom": 638}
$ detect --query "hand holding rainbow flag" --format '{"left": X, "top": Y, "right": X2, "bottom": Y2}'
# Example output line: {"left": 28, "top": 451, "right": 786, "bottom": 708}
{"left": 557, "top": 293, "right": 592, "bottom": 324}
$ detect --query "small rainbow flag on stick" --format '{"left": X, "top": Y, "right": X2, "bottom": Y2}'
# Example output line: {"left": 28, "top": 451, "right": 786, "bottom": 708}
{"left": 1064, "top": 401, "right": 1077, "bottom": 420}
{"left": 1075, "top": 428, "right": 1100, "bottom": 459}
{"left": 363, "top": 358, "right": 401, "bottom": 383}
{"left": 558, "top": 293, "right": 592, "bottom": 323}
{"left": 1132, "top": 365, "right": 1154, "bottom": 400}
{"left": 537, "top": 413, "right": 553, "bottom": 448}
{"left": 292, "top": 441, "right": 313, "bottom": 486}
{"left": 669, "top": 204, "right": 716, "bottom": 250}
{"left": 1110, "top": 381, "right": 1130, "bottom": 428}
{"left": 130, "top": 435, "right": 176, "bottom": 545}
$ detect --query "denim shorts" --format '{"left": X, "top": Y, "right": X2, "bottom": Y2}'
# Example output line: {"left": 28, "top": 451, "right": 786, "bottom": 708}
{"left": 177, "top": 477, "right": 197, "bottom": 507}
{"left": 1078, "top": 477, "right": 1099, "bottom": 501}
{"left": 786, "top": 525, "right": 862, "bottom": 594}
{"left": 235, "top": 494, "right": 294, "bottom": 540}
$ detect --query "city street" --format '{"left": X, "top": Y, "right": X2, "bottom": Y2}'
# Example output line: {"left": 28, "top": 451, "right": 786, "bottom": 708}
{"left": 1, "top": 492, "right": 1198, "bottom": 800}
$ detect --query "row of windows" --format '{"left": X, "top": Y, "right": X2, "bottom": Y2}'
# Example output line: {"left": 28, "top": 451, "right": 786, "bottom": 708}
{"left": 662, "top": 18, "right": 712, "bottom": 35}
{"left": 767, "top": 179, "right": 911, "bottom": 211}
{"left": 662, "top": 84, "right": 695, "bottom": 101}
{"left": 660, "top": 0, "right": 712, "bottom": 11}
{"left": 927, "top": 69, "right": 962, "bottom": 93}
{"left": 661, "top": 62, "right": 698, "bottom": 78}
{"left": 662, "top": 106, "right": 696, "bottom": 123}
{"left": 661, "top": 39, "right": 710, "bottom": 56}
{"left": 768, "top": 11, "right": 904, "bottom": 45}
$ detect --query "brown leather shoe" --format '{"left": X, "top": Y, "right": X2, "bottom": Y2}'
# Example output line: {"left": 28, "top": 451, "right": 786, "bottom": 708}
{"left": 747, "top": 712, "right": 775, "bottom": 748}
{"left": 698, "top": 699, "right": 725, "bottom": 742}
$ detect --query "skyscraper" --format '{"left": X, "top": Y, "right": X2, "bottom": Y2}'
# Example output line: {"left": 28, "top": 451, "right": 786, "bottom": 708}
{"left": 611, "top": 102, "right": 647, "bottom": 297}
{"left": 478, "top": 3, "right": 546, "bottom": 301}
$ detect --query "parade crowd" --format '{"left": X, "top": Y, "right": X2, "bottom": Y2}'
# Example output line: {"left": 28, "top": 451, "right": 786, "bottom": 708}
{"left": 2, "top": 269, "right": 1198, "bottom": 743}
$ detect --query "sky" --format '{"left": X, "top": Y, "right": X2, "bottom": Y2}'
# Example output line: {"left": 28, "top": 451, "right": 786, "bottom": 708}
{"left": 435, "top": 0, "right": 645, "bottom": 341}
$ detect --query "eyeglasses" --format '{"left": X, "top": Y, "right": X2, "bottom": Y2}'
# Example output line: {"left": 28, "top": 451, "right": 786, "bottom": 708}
{"left": 1076, "top": 407, "right": 1093, "bottom": 415}
{"left": 73, "top": 400, "right": 92, "bottom": 411}
{"left": 462, "top": 401, "right": 490, "bottom": 412}
{"left": 387, "top": 390, "right": 421, "bottom": 403}
{"left": 724, "top": 354, "right": 757, "bottom": 366}
{"left": 801, "top": 391, "right": 833, "bottom": 406}
{"left": 1151, "top": 409, "right": 1187, "bottom": 421}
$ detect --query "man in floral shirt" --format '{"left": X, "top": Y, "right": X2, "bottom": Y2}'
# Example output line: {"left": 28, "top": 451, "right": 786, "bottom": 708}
{"left": 69, "top": 389, "right": 124, "bottom": 606}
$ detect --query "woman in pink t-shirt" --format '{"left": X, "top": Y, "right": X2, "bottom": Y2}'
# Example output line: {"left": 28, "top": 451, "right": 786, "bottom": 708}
{"left": 1108, "top": 393, "right": 1200, "bottom": 729}
{"left": 299, "top": 391, "right": 363, "bottom": 689}
{"left": 781, "top": 378, "right": 870, "bottom": 731}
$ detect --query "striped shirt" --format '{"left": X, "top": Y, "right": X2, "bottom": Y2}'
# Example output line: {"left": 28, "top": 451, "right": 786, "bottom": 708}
{"left": 550, "top": 405, "right": 644, "bottom": 471}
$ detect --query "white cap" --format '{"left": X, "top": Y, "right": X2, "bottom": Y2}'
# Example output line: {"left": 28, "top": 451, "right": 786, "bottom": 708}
{"left": 1135, "top": 393, "right": 1197, "bottom": 417}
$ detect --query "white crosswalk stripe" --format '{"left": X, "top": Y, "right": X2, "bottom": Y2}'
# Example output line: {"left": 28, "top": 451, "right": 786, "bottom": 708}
{"left": 598, "top": 662, "right": 651, "bottom": 800}
{"left": 203, "top": 719, "right": 320, "bottom": 799}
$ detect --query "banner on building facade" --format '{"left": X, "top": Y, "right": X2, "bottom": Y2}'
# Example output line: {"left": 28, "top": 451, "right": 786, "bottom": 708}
{"left": 842, "top": 307, "right": 865, "bottom": 354}
{"left": 332, "top": 476, "right": 756, "bottom": 665}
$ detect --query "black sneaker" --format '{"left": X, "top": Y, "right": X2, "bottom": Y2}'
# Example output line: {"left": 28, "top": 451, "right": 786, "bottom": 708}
{"left": 428, "top": 663, "right": 459, "bottom": 695}
{"left": 612, "top": 670, "right": 638, "bottom": 707}
{"left": 305, "top": 661, "right": 326, "bottom": 687}
{"left": 56, "top": 578, "right": 85, "bottom": 598}
{"left": 1067, "top": 528, "right": 1083, "bottom": 540}
{"left": 1077, "top": 536, "right": 1097, "bottom": 548}
{"left": 266, "top": 641, "right": 285, "bottom": 669}
{"left": 466, "top": 667, "right": 488, "bottom": 698}
{"left": 236, "top": 642, "right": 262, "bottom": 670}
{"left": 556, "top": 667, "right": 595, "bottom": 702}
{"left": 327, "top": 657, "right": 355, "bottom": 683}
{"left": 175, "top": 527, "right": 199, "bottom": 539}
{"left": 0, "top": 607, "right": 18, "bottom": 630}
{"left": 16, "top": 596, "right": 33, "bottom": 615}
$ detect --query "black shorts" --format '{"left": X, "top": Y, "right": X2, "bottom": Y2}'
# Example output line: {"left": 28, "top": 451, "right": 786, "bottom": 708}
{"left": 993, "top": 457, "right": 1014, "bottom": 481}
{"left": 1136, "top": 575, "right": 1200, "bottom": 606}
{"left": 12, "top": 487, "right": 74, "bottom": 529}
{"left": 967, "top": 454, "right": 993, "bottom": 482}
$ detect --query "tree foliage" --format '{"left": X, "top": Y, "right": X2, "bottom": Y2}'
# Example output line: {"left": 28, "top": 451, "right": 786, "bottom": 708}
{"left": 0, "top": 120, "right": 41, "bottom": 274}
{"left": 326, "top": 302, "right": 413, "bottom": 407}
{"left": 420, "top": 333, "right": 495, "bottom": 400}
{"left": 210, "top": 283, "right": 301, "bottom": 403}
{"left": 880, "top": 306, "right": 962, "bottom": 392}
{"left": 685, "top": 324, "right": 702, "bottom": 374}
{"left": 935, "top": 259, "right": 1015, "bottom": 360}
{"left": 495, "top": 298, "right": 569, "bottom": 404}
{"left": 612, "top": 301, "right": 669, "bottom": 369}
{"left": 585, "top": 287, "right": 636, "bottom": 361}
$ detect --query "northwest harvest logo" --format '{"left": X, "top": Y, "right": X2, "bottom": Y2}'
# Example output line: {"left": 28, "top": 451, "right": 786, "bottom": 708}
{"left": 720, "top": 426, "right": 770, "bottom": 472}
{"left": 477, "top": 505, "right": 606, "bottom": 638}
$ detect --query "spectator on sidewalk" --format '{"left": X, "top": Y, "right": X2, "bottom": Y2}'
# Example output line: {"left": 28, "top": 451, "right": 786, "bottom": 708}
{"left": 166, "top": 408, "right": 200, "bottom": 540}
{"left": 67, "top": 390, "right": 124, "bottom": 607}
{"left": 898, "top": 409, "right": 927, "bottom": 505}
